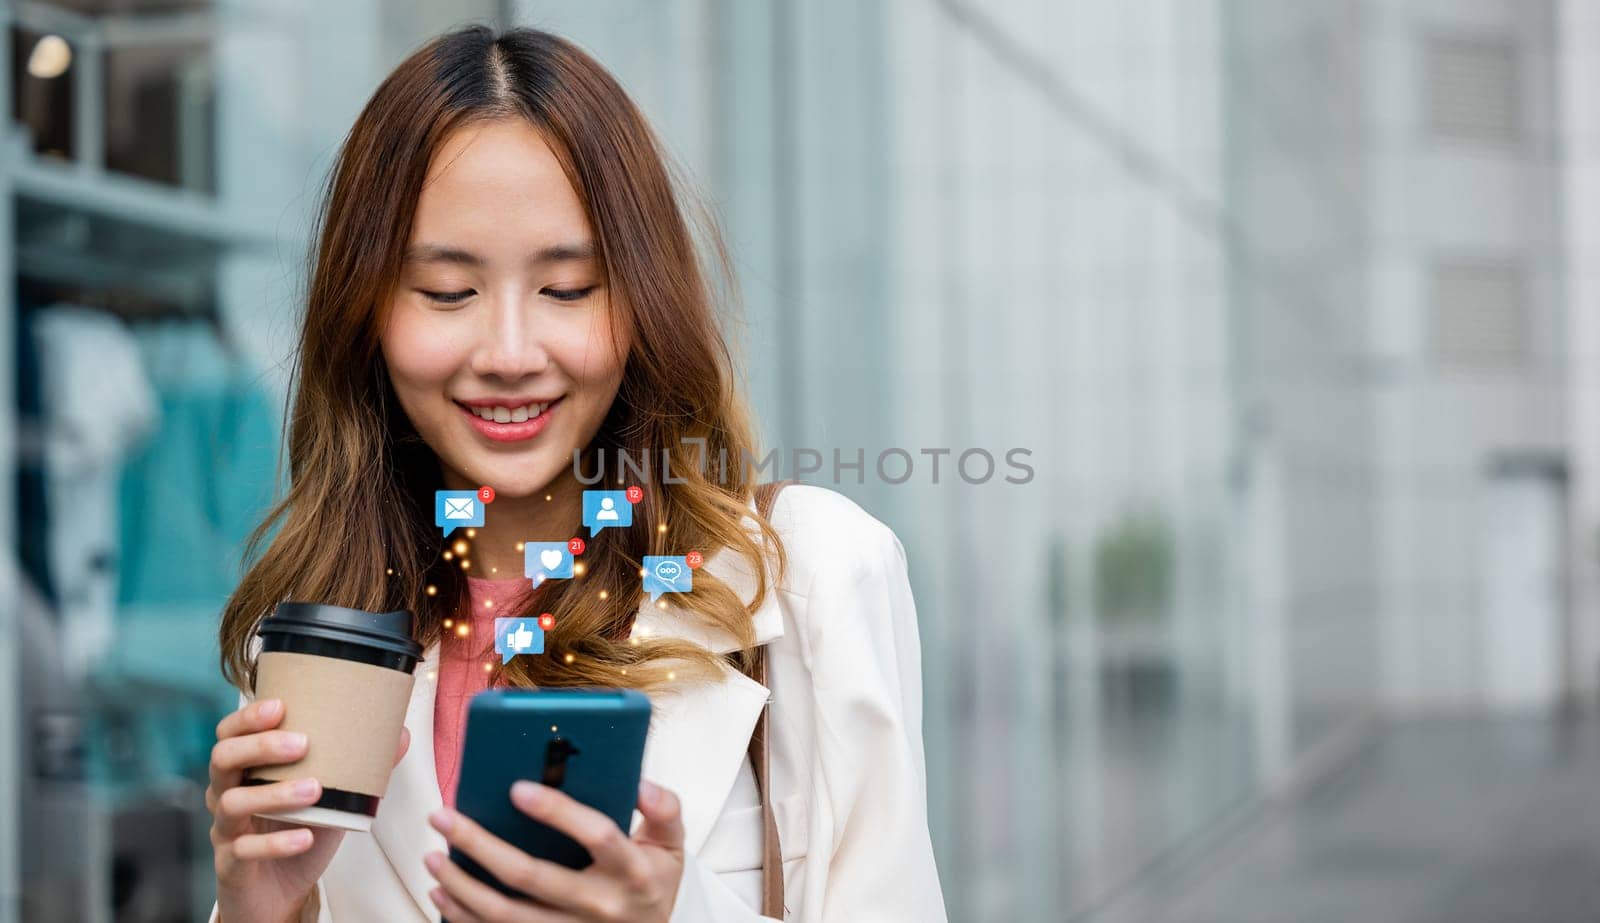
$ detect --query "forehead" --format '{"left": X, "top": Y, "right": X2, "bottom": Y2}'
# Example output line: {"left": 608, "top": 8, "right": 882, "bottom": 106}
{"left": 410, "top": 119, "right": 591, "bottom": 251}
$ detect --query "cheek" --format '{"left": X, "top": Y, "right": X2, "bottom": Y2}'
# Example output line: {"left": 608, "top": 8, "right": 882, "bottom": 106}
{"left": 381, "top": 307, "right": 466, "bottom": 400}
{"left": 554, "top": 310, "right": 629, "bottom": 392}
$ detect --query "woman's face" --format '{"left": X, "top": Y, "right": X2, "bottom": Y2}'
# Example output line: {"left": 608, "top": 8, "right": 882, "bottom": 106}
{"left": 380, "top": 119, "right": 627, "bottom": 498}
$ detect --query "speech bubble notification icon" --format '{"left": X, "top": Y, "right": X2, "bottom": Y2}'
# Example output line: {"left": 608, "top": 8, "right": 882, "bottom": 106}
{"left": 582, "top": 490, "right": 633, "bottom": 535}
{"left": 494, "top": 617, "right": 544, "bottom": 662}
{"left": 523, "top": 541, "right": 574, "bottom": 585}
{"left": 435, "top": 490, "right": 485, "bottom": 538}
{"left": 642, "top": 555, "right": 692, "bottom": 603}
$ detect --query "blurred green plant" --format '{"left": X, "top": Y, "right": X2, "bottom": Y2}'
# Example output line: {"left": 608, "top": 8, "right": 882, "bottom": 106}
{"left": 1093, "top": 507, "right": 1175, "bottom": 625}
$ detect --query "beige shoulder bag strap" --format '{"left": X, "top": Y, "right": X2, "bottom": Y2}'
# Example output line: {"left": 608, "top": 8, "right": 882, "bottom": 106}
{"left": 746, "top": 480, "right": 792, "bottom": 918}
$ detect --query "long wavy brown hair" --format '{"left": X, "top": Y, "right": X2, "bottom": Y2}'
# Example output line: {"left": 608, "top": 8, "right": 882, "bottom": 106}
{"left": 219, "top": 25, "right": 783, "bottom": 697}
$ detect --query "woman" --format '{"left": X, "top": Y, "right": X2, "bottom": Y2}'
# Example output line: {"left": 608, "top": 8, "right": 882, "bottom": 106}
{"left": 203, "top": 24, "right": 944, "bottom": 923}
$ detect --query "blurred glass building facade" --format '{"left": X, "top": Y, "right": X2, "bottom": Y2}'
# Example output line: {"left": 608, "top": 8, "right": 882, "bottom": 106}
{"left": 1, "top": 0, "right": 1597, "bottom": 921}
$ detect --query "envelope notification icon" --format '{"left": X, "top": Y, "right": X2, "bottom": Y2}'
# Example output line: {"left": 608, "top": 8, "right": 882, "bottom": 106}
{"left": 435, "top": 489, "right": 486, "bottom": 537}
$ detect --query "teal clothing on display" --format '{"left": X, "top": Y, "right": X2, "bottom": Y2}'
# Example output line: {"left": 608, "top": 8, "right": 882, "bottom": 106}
{"left": 114, "top": 322, "right": 281, "bottom": 701}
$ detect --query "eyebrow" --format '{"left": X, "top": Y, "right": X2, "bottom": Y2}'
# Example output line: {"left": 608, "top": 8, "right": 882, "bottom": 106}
{"left": 403, "top": 241, "right": 597, "bottom": 267}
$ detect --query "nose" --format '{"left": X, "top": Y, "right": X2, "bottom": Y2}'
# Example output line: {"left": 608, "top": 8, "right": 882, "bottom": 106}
{"left": 469, "top": 288, "right": 550, "bottom": 381}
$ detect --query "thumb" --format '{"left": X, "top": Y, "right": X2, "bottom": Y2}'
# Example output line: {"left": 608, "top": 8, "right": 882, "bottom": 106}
{"left": 395, "top": 726, "right": 411, "bottom": 766}
{"left": 633, "top": 779, "right": 684, "bottom": 850}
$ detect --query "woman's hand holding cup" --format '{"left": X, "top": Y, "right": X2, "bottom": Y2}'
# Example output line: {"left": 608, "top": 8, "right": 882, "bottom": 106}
{"left": 206, "top": 697, "right": 410, "bottom": 923}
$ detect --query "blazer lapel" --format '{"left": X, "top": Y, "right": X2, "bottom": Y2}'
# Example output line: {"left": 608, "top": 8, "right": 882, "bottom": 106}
{"left": 371, "top": 639, "right": 448, "bottom": 921}
{"left": 628, "top": 540, "right": 785, "bottom": 853}
{"left": 371, "top": 535, "right": 784, "bottom": 920}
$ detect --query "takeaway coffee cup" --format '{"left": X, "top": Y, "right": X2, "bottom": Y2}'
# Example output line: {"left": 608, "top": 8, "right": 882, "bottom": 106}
{"left": 243, "top": 601, "right": 424, "bottom": 832}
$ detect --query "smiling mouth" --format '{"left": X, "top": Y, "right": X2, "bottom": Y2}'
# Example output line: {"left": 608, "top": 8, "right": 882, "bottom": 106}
{"left": 456, "top": 399, "right": 556, "bottom": 424}
{"left": 453, "top": 396, "right": 563, "bottom": 443}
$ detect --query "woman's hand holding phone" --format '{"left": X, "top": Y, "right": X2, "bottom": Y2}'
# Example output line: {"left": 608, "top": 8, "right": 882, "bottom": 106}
{"left": 206, "top": 697, "right": 410, "bottom": 923}
{"left": 423, "top": 778, "right": 686, "bottom": 923}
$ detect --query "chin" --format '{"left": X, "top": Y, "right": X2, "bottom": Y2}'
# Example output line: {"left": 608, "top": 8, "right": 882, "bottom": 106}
{"left": 465, "top": 456, "right": 567, "bottom": 497}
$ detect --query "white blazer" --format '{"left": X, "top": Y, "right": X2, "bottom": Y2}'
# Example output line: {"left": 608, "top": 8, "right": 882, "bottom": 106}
{"left": 210, "top": 484, "right": 947, "bottom": 921}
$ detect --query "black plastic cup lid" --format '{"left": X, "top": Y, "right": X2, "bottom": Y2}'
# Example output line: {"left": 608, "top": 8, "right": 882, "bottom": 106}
{"left": 258, "top": 601, "right": 424, "bottom": 664}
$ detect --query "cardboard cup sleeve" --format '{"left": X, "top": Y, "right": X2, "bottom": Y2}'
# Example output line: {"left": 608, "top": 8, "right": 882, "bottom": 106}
{"left": 247, "top": 651, "right": 415, "bottom": 798}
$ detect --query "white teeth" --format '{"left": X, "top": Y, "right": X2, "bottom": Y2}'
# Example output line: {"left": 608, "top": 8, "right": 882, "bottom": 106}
{"left": 467, "top": 401, "right": 551, "bottom": 423}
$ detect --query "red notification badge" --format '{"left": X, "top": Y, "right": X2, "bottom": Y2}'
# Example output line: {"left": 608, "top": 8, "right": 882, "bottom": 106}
{"left": 625, "top": 485, "right": 644, "bottom": 504}
{"left": 567, "top": 537, "right": 586, "bottom": 556}
{"left": 478, "top": 485, "right": 496, "bottom": 504}
{"left": 686, "top": 551, "right": 704, "bottom": 569}
{"left": 538, "top": 612, "right": 555, "bottom": 631}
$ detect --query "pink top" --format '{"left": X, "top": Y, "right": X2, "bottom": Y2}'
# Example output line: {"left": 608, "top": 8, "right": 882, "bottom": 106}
{"left": 433, "top": 575, "right": 534, "bottom": 809}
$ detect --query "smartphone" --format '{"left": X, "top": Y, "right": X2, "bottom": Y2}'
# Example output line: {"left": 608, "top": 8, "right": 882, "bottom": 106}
{"left": 449, "top": 688, "right": 652, "bottom": 898}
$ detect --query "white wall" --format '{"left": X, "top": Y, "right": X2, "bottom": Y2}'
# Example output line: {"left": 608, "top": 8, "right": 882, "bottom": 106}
{"left": 1364, "top": 0, "right": 1566, "bottom": 711}
{"left": 1558, "top": 0, "right": 1600, "bottom": 708}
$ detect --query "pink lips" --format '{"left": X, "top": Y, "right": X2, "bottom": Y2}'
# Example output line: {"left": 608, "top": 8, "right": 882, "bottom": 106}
{"left": 455, "top": 398, "right": 560, "bottom": 444}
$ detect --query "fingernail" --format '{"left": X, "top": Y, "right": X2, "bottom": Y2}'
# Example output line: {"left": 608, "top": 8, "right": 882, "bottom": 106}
{"left": 424, "top": 851, "right": 443, "bottom": 873}
{"left": 284, "top": 732, "right": 308, "bottom": 752}
{"left": 291, "top": 829, "right": 312, "bottom": 847}
{"left": 511, "top": 780, "right": 541, "bottom": 806}
{"left": 293, "top": 778, "right": 318, "bottom": 798}
{"left": 640, "top": 779, "right": 662, "bottom": 808}
{"left": 429, "top": 809, "right": 454, "bottom": 833}
{"left": 261, "top": 699, "right": 281, "bottom": 718}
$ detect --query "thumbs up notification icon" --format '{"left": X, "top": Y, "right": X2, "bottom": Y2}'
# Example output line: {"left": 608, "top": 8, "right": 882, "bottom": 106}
{"left": 493, "top": 617, "right": 544, "bottom": 662}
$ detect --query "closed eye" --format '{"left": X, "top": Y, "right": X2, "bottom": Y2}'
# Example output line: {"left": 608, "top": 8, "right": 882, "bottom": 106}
{"left": 544, "top": 286, "right": 597, "bottom": 302}
{"left": 419, "top": 286, "right": 596, "bottom": 304}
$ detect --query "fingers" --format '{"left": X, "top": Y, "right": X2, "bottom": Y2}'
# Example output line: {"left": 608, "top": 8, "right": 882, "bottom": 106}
{"left": 215, "top": 697, "right": 283, "bottom": 742}
{"left": 207, "top": 700, "right": 306, "bottom": 831}
{"left": 424, "top": 848, "right": 557, "bottom": 923}
{"left": 631, "top": 780, "right": 685, "bottom": 851}
{"left": 508, "top": 781, "right": 643, "bottom": 880}
{"left": 211, "top": 730, "right": 308, "bottom": 782}
{"left": 208, "top": 699, "right": 286, "bottom": 795}
{"left": 427, "top": 885, "right": 486, "bottom": 923}
{"left": 230, "top": 826, "right": 315, "bottom": 862}
{"left": 396, "top": 725, "right": 411, "bottom": 766}
{"left": 425, "top": 808, "right": 585, "bottom": 913}
{"left": 214, "top": 777, "right": 322, "bottom": 840}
